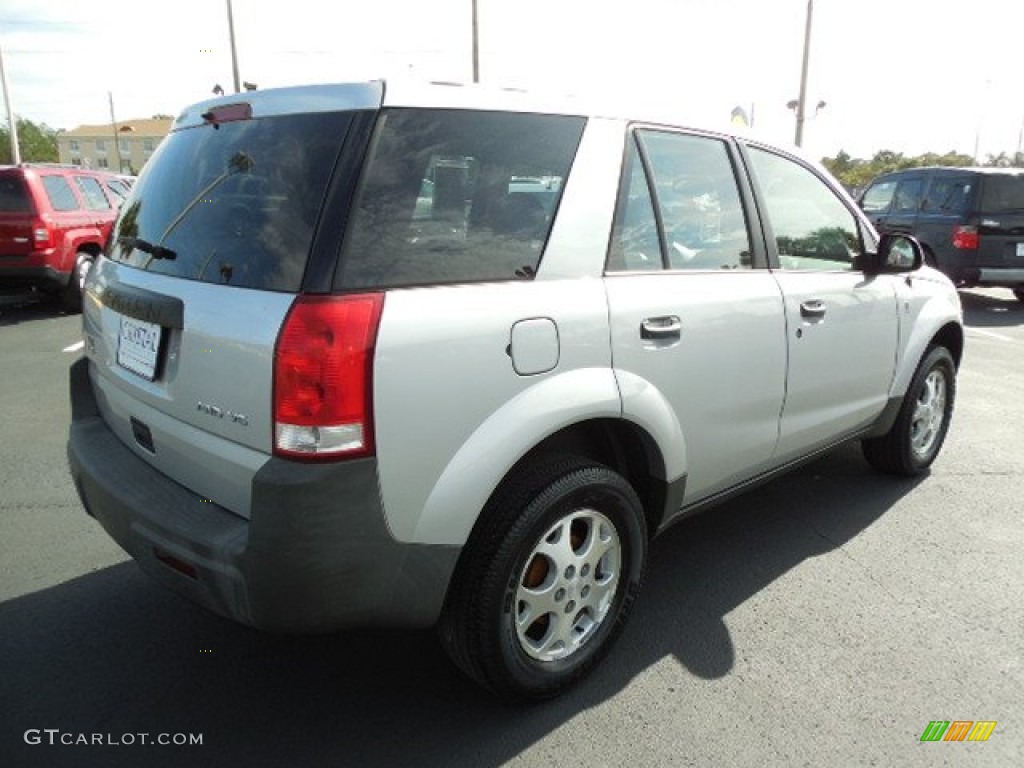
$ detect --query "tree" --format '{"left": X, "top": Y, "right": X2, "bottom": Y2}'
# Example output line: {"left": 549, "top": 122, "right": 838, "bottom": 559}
{"left": 982, "top": 151, "right": 1024, "bottom": 168}
{"left": 821, "top": 149, "right": 974, "bottom": 191}
{"left": 0, "top": 117, "right": 59, "bottom": 163}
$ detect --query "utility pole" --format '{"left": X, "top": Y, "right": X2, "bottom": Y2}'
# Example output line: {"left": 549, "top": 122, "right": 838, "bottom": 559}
{"left": 227, "top": 0, "right": 241, "bottom": 94}
{"left": 0, "top": 30, "right": 20, "bottom": 164}
{"left": 471, "top": 0, "right": 480, "bottom": 83}
{"left": 108, "top": 91, "right": 119, "bottom": 168}
{"left": 794, "top": 0, "right": 814, "bottom": 147}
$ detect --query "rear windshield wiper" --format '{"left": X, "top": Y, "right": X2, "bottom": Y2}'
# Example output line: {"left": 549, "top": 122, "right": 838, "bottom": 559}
{"left": 119, "top": 236, "right": 177, "bottom": 261}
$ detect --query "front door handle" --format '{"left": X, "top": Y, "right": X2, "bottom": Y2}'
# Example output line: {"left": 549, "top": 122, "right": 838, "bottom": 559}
{"left": 640, "top": 315, "right": 681, "bottom": 340}
{"left": 800, "top": 300, "right": 826, "bottom": 319}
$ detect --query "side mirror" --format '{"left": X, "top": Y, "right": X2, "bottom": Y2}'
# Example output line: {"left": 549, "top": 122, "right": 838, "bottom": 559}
{"left": 860, "top": 233, "right": 923, "bottom": 274}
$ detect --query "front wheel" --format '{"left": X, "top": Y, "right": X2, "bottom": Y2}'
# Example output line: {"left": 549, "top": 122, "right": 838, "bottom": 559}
{"left": 862, "top": 346, "right": 956, "bottom": 476}
{"left": 438, "top": 455, "right": 647, "bottom": 701}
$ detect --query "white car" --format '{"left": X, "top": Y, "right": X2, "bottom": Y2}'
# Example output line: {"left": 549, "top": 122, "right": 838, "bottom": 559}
{"left": 68, "top": 81, "right": 963, "bottom": 701}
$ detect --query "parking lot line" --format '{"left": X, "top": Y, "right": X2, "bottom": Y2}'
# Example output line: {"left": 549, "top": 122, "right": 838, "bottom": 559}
{"left": 966, "top": 327, "right": 1014, "bottom": 343}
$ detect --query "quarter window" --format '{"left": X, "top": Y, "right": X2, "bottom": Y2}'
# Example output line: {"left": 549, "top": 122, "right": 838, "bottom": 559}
{"left": 922, "top": 177, "right": 972, "bottom": 213}
{"left": 337, "top": 109, "right": 584, "bottom": 290}
{"left": 747, "top": 147, "right": 862, "bottom": 271}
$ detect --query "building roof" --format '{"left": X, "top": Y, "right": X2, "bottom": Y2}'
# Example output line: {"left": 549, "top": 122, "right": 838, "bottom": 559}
{"left": 62, "top": 117, "right": 174, "bottom": 138}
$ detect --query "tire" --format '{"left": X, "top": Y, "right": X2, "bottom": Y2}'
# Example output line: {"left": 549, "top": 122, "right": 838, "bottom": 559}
{"left": 438, "top": 455, "right": 647, "bottom": 701}
{"left": 61, "top": 253, "right": 92, "bottom": 313}
{"left": 862, "top": 346, "right": 955, "bottom": 476}
{"left": 1013, "top": 288, "right": 1024, "bottom": 303}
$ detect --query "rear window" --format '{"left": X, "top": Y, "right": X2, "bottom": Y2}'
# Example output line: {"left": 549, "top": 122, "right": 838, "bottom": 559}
{"left": 109, "top": 111, "right": 353, "bottom": 291}
{"left": 336, "top": 109, "right": 585, "bottom": 290}
{"left": 0, "top": 174, "right": 32, "bottom": 212}
{"left": 980, "top": 174, "right": 1024, "bottom": 211}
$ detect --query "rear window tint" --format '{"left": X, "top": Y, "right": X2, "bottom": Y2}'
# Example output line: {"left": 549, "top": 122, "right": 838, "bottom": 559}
{"left": 0, "top": 174, "right": 32, "bottom": 212}
{"left": 109, "top": 111, "right": 352, "bottom": 291}
{"left": 980, "top": 174, "right": 1024, "bottom": 211}
{"left": 41, "top": 176, "right": 80, "bottom": 211}
{"left": 336, "top": 109, "right": 585, "bottom": 290}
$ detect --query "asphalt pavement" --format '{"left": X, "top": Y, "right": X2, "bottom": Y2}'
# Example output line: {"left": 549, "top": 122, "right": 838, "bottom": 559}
{"left": 0, "top": 289, "right": 1021, "bottom": 768}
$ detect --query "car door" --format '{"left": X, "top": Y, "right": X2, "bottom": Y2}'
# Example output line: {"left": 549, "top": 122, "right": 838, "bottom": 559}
{"left": 743, "top": 145, "right": 899, "bottom": 461}
{"left": 605, "top": 129, "right": 787, "bottom": 505}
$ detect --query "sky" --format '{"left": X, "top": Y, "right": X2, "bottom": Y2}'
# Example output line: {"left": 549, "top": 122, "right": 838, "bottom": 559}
{"left": 1, "top": 0, "right": 1022, "bottom": 162}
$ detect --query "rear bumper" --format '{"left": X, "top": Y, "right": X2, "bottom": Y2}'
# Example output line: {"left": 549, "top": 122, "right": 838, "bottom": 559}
{"left": 66, "top": 357, "right": 459, "bottom": 632}
{"left": 0, "top": 262, "right": 70, "bottom": 290}
{"left": 973, "top": 267, "right": 1024, "bottom": 286}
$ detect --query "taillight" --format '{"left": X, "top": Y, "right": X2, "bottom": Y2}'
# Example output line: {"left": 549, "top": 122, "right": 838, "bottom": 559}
{"left": 31, "top": 218, "right": 53, "bottom": 248}
{"left": 273, "top": 293, "right": 384, "bottom": 460}
{"left": 952, "top": 225, "right": 978, "bottom": 250}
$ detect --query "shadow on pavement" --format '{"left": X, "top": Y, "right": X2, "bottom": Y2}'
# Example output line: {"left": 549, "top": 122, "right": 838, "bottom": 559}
{"left": 0, "top": 294, "right": 71, "bottom": 327}
{"left": 0, "top": 444, "right": 923, "bottom": 768}
{"left": 959, "top": 288, "right": 1023, "bottom": 328}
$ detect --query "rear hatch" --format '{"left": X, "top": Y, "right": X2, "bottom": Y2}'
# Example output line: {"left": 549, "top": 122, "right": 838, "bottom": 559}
{"left": 82, "top": 83, "right": 382, "bottom": 518}
{"left": 0, "top": 170, "right": 38, "bottom": 261}
{"left": 973, "top": 172, "right": 1024, "bottom": 269}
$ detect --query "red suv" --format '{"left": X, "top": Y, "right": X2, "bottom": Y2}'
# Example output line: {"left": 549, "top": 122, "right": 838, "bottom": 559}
{"left": 0, "top": 164, "right": 126, "bottom": 311}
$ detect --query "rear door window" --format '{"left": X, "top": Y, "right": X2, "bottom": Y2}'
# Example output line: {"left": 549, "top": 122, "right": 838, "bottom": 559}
{"left": 41, "top": 176, "right": 80, "bottom": 211}
{"left": 892, "top": 178, "right": 924, "bottom": 213}
{"left": 73, "top": 176, "right": 112, "bottom": 210}
{"left": 336, "top": 109, "right": 585, "bottom": 290}
{"left": 109, "top": 111, "right": 353, "bottom": 291}
{"left": 607, "top": 129, "right": 752, "bottom": 272}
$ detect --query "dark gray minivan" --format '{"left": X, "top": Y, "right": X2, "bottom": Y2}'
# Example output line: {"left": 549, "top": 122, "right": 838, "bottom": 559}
{"left": 859, "top": 166, "right": 1024, "bottom": 302}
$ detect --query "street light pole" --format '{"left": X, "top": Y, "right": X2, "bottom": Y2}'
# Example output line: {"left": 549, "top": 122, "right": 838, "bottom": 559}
{"left": 794, "top": 0, "right": 814, "bottom": 147}
{"left": 227, "top": 0, "right": 241, "bottom": 94}
{"left": 0, "top": 31, "right": 20, "bottom": 164}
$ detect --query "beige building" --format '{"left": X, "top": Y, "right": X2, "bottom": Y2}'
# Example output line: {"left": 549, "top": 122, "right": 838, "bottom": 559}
{"left": 57, "top": 117, "right": 174, "bottom": 175}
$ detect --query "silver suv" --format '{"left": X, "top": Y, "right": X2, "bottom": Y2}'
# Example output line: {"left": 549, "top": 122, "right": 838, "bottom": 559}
{"left": 67, "top": 81, "right": 963, "bottom": 701}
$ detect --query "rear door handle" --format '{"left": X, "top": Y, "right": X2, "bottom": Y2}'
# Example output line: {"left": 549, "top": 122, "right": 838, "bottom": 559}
{"left": 800, "top": 300, "right": 826, "bottom": 319}
{"left": 640, "top": 315, "right": 681, "bottom": 340}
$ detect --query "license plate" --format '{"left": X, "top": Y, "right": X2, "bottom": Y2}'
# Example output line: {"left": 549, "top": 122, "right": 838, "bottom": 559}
{"left": 117, "top": 316, "right": 163, "bottom": 380}
{"left": 1017, "top": 243, "right": 1024, "bottom": 257}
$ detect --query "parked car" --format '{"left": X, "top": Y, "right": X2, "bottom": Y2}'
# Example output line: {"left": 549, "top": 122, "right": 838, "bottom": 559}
{"left": 67, "top": 81, "right": 963, "bottom": 701}
{"left": 858, "top": 166, "right": 1024, "bottom": 302}
{"left": 0, "top": 163, "right": 127, "bottom": 310}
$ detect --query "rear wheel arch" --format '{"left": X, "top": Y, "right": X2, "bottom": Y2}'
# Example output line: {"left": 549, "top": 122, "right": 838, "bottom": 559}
{"left": 508, "top": 418, "right": 670, "bottom": 538}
